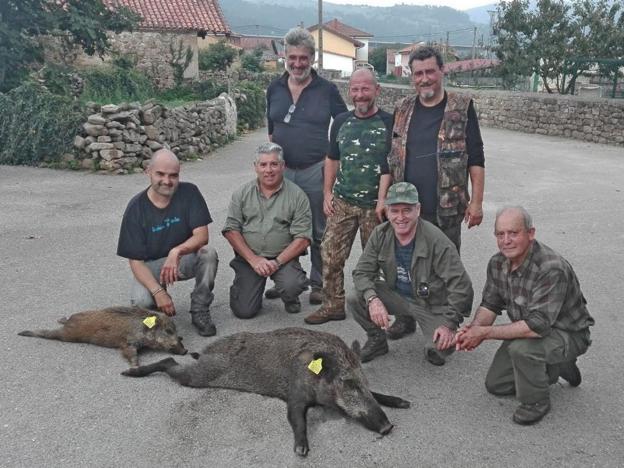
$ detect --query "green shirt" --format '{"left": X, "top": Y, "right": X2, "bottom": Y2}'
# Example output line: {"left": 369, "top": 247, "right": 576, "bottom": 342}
{"left": 222, "top": 178, "right": 312, "bottom": 257}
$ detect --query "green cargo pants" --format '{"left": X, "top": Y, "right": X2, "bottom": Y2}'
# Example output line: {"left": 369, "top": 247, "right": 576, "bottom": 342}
{"left": 485, "top": 328, "right": 591, "bottom": 404}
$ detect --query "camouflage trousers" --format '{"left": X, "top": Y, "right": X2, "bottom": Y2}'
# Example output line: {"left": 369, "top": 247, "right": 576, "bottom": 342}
{"left": 321, "top": 197, "right": 379, "bottom": 313}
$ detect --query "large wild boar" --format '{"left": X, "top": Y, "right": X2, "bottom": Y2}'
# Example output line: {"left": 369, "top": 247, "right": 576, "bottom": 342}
{"left": 122, "top": 327, "right": 410, "bottom": 456}
{"left": 18, "top": 306, "right": 187, "bottom": 366}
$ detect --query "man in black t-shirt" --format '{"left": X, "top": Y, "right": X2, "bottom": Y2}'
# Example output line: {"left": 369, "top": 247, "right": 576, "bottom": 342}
{"left": 117, "top": 149, "right": 218, "bottom": 336}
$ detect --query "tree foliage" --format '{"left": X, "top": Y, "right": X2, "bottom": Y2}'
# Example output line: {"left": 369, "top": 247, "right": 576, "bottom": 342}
{"left": 369, "top": 46, "right": 389, "bottom": 74}
{"left": 0, "top": 0, "right": 140, "bottom": 92}
{"left": 240, "top": 47, "right": 265, "bottom": 73}
{"left": 198, "top": 41, "right": 238, "bottom": 72}
{"left": 494, "top": 0, "right": 624, "bottom": 93}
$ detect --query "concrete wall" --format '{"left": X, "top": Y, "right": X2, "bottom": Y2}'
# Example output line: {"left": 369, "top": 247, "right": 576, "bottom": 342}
{"left": 334, "top": 81, "right": 624, "bottom": 147}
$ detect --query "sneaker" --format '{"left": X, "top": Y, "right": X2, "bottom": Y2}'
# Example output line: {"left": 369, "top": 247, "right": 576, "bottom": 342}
{"left": 425, "top": 348, "right": 446, "bottom": 366}
{"left": 304, "top": 307, "right": 346, "bottom": 325}
{"left": 309, "top": 288, "right": 323, "bottom": 305}
{"left": 386, "top": 315, "right": 416, "bottom": 340}
{"left": 265, "top": 287, "right": 280, "bottom": 299}
{"left": 284, "top": 300, "right": 302, "bottom": 314}
{"left": 558, "top": 359, "right": 582, "bottom": 387}
{"left": 512, "top": 400, "right": 551, "bottom": 425}
{"left": 360, "top": 333, "right": 389, "bottom": 363}
{"left": 190, "top": 310, "right": 216, "bottom": 337}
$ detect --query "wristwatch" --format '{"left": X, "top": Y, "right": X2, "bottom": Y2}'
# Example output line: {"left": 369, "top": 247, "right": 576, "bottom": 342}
{"left": 367, "top": 295, "right": 378, "bottom": 304}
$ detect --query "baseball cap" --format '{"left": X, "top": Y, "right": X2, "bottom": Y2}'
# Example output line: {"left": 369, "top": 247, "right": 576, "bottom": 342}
{"left": 385, "top": 182, "right": 419, "bottom": 205}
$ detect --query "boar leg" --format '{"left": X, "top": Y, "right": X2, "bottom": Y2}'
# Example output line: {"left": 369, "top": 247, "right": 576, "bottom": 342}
{"left": 287, "top": 401, "right": 310, "bottom": 457}
{"left": 18, "top": 329, "right": 64, "bottom": 340}
{"left": 371, "top": 391, "right": 411, "bottom": 409}
{"left": 122, "top": 357, "right": 179, "bottom": 377}
{"left": 120, "top": 344, "right": 139, "bottom": 367}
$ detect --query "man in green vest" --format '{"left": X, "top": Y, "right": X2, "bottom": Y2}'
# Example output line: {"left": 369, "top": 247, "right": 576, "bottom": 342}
{"left": 386, "top": 46, "right": 485, "bottom": 341}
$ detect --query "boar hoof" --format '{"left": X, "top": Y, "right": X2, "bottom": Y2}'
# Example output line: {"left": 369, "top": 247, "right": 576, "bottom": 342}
{"left": 121, "top": 368, "right": 140, "bottom": 377}
{"left": 379, "top": 423, "right": 393, "bottom": 436}
{"left": 294, "top": 443, "right": 309, "bottom": 457}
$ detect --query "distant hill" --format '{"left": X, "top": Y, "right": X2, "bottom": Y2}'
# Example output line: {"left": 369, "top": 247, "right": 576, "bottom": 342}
{"left": 464, "top": 3, "right": 497, "bottom": 25}
{"left": 221, "top": 0, "right": 491, "bottom": 46}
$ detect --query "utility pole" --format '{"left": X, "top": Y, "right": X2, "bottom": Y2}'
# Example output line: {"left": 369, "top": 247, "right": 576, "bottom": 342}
{"left": 318, "top": 0, "right": 323, "bottom": 71}
{"left": 472, "top": 27, "right": 477, "bottom": 60}
{"left": 445, "top": 31, "right": 450, "bottom": 63}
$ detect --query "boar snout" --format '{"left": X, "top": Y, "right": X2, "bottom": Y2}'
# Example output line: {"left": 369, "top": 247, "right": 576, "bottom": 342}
{"left": 356, "top": 404, "right": 393, "bottom": 436}
{"left": 379, "top": 422, "right": 393, "bottom": 436}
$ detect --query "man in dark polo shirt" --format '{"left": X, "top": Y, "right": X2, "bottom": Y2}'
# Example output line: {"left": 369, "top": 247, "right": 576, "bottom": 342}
{"left": 266, "top": 27, "right": 348, "bottom": 305}
{"left": 222, "top": 142, "right": 312, "bottom": 318}
{"left": 117, "top": 149, "right": 218, "bottom": 336}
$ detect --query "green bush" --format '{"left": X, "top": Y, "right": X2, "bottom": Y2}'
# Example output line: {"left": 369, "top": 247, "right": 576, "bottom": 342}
{"left": 192, "top": 79, "right": 228, "bottom": 101}
{"left": 240, "top": 48, "right": 264, "bottom": 73}
{"left": 199, "top": 41, "right": 238, "bottom": 71}
{"left": 81, "top": 65, "right": 154, "bottom": 103}
{"left": 234, "top": 80, "right": 265, "bottom": 132}
{"left": 0, "top": 82, "right": 83, "bottom": 165}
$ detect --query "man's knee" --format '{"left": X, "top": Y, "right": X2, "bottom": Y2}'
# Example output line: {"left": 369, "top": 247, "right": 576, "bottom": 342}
{"left": 198, "top": 245, "right": 218, "bottom": 266}
{"left": 130, "top": 292, "right": 154, "bottom": 309}
{"left": 230, "top": 285, "right": 261, "bottom": 319}
{"left": 508, "top": 338, "right": 544, "bottom": 361}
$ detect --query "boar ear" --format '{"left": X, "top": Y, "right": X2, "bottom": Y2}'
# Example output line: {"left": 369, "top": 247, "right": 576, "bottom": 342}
{"left": 312, "top": 352, "right": 338, "bottom": 382}
{"left": 351, "top": 340, "right": 361, "bottom": 357}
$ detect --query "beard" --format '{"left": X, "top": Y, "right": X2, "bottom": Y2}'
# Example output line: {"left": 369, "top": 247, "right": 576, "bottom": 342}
{"left": 354, "top": 100, "right": 375, "bottom": 115}
{"left": 287, "top": 64, "right": 312, "bottom": 83}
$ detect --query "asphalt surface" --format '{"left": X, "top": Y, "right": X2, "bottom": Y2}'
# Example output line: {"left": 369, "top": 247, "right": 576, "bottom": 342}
{"left": 1, "top": 127, "right": 623, "bottom": 467}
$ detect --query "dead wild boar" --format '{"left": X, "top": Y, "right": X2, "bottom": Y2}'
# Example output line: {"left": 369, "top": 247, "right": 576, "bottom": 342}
{"left": 18, "top": 306, "right": 187, "bottom": 366}
{"left": 122, "top": 327, "right": 410, "bottom": 456}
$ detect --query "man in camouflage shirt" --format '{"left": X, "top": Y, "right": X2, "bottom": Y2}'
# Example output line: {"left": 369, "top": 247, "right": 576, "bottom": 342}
{"left": 456, "top": 206, "right": 594, "bottom": 425}
{"left": 304, "top": 69, "right": 393, "bottom": 325}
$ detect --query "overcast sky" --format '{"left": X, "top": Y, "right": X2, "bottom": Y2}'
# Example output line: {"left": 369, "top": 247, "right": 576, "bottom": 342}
{"left": 328, "top": 0, "right": 495, "bottom": 10}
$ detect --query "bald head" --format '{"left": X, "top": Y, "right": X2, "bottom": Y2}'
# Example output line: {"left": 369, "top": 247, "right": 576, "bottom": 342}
{"left": 495, "top": 206, "right": 533, "bottom": 232}
{"left": 350, "top": 68, "right": 377, "bottom": 86}
{"left": 149, "top": 149, "right": 180, "bottom": 171}
{"left": 349, "top": 68, "right": 380, "bottom": 118}
{"left": 146, "top": 149, "right": 180, "bottom": 200}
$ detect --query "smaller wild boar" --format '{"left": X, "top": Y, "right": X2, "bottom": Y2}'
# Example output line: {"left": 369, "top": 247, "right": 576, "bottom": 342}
{"left": 18, "top": 306, "right": 187, "bottom": 366}
{"left": 122, "top": 327, "right": 410, "bottom": 456}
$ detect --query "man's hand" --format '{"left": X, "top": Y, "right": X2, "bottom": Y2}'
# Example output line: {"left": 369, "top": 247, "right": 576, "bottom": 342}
{"left": 375, "top": 199, "right": 386, "bottom": 223}
{"left": 251, "top": 256, "right": 279, "bottom": 278}
{"left": 154, "top": 291, "right": 176, "bottom": 316}
{"left": 432, "top": 325, "right": 456, "bottom": 351}
{"left": 455, "top": 324, "right": 488, "bottom": 351}
{"left": 160, "top": 247, "right": 180, "bottom": 286}
{"left": 323, "top": 192, "right": 335, "bottom": 217}
{"left": 368, "top": 297, "right": 390, "bottom": 330}
{"left": 464, "top": 202, "right": 483, "bottom": 228}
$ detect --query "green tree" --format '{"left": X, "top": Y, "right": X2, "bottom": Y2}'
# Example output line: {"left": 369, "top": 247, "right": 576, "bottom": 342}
{"left": 494, "top": 0, "right": 624, "bottom": 93}
{"left": 369, "top": 46, "right": 388, "bottom": 74}
{"left": 198, "top": 41, "right": 238, "bottom": 71}
{"left": 0, "top": 0, "right": 139, "bottom": 92}
{"left": 241, "top": 47, "right": 265, "bottom": 73}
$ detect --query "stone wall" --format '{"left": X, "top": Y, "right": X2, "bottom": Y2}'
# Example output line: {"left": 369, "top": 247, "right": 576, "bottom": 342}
{"left": 334, "top": 81, "right": 624, "bottom": 147}
{"left": 73, "top": 94, "right": 237, "bottom": 174}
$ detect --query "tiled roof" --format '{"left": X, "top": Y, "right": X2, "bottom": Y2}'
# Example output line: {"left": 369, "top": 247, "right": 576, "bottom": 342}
{"left": 322, "top": 19, "right": 373, "bottom": 38}
{"left": 104, "top": 0, "right": 230, "bottom": 34}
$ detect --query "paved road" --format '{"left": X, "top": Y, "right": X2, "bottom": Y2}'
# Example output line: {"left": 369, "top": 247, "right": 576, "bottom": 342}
{"left": 1, "top": 127, "right": 623, "bottom": 467}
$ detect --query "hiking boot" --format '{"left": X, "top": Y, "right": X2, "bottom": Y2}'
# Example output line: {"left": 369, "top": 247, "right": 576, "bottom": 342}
{"left": 360, "top": 333, "right": 389, "bottom": 363}
{"left": 304, "top": 307, "right": 346, "bottom": 325}
{"left": 265, "top": 287, "right": 280, "bottom": 299}
{"left": 284, "top": 300, "right": 302, "bottom": 314}
{"left": 386, "top": 315, "right": 416, "bottom": 340}
{"left": 190, "top": 310, "right": 216, "bottom": 337}
{"left": 309, "top": 288, "right": 323, "bottom": 305}
{"left": 558, "top": 359, "right": 582, "bottom": 387}
{"left": 512, "top": 399, "right": 551, "bottom": 425}
{"left": 425, "top": 348, "right": 446, "bottom": 366}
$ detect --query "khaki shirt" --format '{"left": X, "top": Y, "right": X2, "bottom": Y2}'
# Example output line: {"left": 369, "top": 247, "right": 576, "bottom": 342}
{"left": 352, "top": 219, "right": 474, "bottom": 329}
{"left": 222, "top": 179, "right": 312, "bottom": 258}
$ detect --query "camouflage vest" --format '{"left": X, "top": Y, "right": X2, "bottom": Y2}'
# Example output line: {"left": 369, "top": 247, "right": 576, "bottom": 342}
{"left": 388, "top": 92, "right": 471, "bottom": 228}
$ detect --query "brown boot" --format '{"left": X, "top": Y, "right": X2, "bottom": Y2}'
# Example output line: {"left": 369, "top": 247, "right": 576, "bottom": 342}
{"left": 512, "top": 400, "right": 551, "bottom": 425}
{"left": 309, "top": 288, "right": 324, "bottom": 305}
{"left": 386, "top": 315, "right": 416, "bottom": 340}
{"left": 304, "top": 307, "right": 346, "bottom": 325}
{"left": 360, "top": 333, "right": 389, "bottom": 363}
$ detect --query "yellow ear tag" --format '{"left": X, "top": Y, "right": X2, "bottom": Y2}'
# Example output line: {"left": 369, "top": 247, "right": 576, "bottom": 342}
{"left": 308, "top": 358, "right": 323, "bottom": 375}
{"left": 142, "top": 316, "right": 157, "bottom": 329}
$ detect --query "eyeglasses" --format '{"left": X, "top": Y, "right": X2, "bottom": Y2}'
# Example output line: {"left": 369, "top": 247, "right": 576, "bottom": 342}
{"left": 283, "top": 104, "right": 296, "bottom": 123}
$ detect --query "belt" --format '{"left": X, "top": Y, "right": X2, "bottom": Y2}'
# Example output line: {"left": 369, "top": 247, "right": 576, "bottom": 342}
{"left": 286, "top": 159, "right": 324, "bottom": 170}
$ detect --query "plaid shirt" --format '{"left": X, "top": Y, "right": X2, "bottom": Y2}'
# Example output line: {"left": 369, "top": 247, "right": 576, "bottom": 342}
{"left": 481, "top": 240, "right": 594, "bottom": 336}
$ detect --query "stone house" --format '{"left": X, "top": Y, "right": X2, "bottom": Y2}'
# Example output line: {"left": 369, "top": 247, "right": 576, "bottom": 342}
{"left": 308, "top": 19, "right": 373, "bottom": 77}
{"left": 95, "top": 0, "right": 233, "bottom": 88}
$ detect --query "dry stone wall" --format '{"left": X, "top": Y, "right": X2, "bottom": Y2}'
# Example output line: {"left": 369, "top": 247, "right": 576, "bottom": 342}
{"left": 334, "top": 81, "right": 624, "bottom": 147}
{"left": 73, "top": 94, "right": 237, "bottom": 173}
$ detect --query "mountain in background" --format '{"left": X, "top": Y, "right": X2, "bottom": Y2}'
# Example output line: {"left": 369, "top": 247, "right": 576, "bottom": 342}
{"left": 464, "top": 3, "right": 497, "bottom": 24}
{"left": 221, "top": 0, "right": 492, "bottom": 46}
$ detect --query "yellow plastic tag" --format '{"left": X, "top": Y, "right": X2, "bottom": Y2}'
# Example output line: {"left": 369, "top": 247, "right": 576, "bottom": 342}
{"left": 142, "top": 316, "right": 157, "bottom": 328}
{"left": 308, "top": 358, "right": 323, "bottom": 375}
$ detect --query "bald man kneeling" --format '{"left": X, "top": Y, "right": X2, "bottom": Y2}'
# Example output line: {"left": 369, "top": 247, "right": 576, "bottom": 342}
{"left": 117, "top": 149, "right": 219, "bottom": 336}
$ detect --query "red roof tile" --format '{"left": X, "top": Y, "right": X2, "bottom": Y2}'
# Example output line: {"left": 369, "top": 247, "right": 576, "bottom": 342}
{"left": 104, "top": 0, "right": 230, "bottom": 34}
{"left": 322, "top": 19, "right": 373, "bottom": 38}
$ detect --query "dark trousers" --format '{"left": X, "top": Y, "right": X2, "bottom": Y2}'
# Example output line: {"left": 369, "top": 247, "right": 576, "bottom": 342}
{"left": 348, "top": 281, "right": 455, "bottom": 360}
{"left": 229, "top": 255, "right": 308, "bottom": 319}
{"left": 485, "top": 328, "right": 591, "bottom": 404}
{"left": 421, "top": 212, "right": 461, "bottom": 253}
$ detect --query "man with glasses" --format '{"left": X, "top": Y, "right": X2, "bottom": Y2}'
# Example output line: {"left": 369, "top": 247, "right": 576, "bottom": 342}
{"left": 266, "top": 27, "right": 348, "bottom": 306}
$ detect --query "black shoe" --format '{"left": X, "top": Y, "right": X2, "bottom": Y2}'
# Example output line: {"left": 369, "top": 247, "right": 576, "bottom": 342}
{"left": 386, "top": 315, "right": 416, "bottom": 340}
{"left": 265, "top": 287, "right": 280, "bottom": 299}
{"left": 284, "top": 300, "right": 302, "bottom": 314}
{"left": 360, "top": 334, "right": 389, "bottom": 363}
{"left": 191, "top": 310, "right": 216, "bottom": 337}
{"left": 512, "top": 400, "right": 551, "bottom": 425}
{"left": 425, "top": 348, "right": 446, "bottom": 366}
{"left": 558, "top": 359, "right": 582, "bottom": 387}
